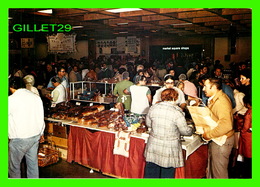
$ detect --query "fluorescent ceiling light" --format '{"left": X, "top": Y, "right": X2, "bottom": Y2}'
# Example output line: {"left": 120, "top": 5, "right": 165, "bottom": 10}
{"left": 72, "top": 25, "right": 84, "bottom": 29}
{"left": 119, "top": 31, "right": 128, "bottom": 34}
{"left": 106, "top": 8, "right": 142, "bottom": 13}
{"left": 172, "top": 23, "right": 192, "bottom": 26}
{"left": 8, "top": 17, "right": 13, "bottom": 19}
{"left": 38, "top": 9, "right": 53, "bottom": 14}
{"left": 117, "top": 22, "right": 128, "bottom": 25}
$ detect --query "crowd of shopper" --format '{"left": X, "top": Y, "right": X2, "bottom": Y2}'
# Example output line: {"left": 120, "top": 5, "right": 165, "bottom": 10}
{"left": 8, "top": 54, "right": 252, "bottom": 179}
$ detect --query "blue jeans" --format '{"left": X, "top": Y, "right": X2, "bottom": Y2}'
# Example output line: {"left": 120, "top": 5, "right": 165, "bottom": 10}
{"left": 144, "top": 162, "right": 176, "bottom": 178}
{"left": 9, "top": 134, "right": 41, "bottom": 178}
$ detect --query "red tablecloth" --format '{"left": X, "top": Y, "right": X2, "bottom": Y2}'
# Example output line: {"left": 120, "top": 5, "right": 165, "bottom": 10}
{"left": 67, "top": 126, "right": 207, "bottom": 178}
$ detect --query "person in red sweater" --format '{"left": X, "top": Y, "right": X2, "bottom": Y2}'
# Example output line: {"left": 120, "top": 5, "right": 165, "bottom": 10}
{"left": 238, "top": 95, "right": 252, "bottom": 178}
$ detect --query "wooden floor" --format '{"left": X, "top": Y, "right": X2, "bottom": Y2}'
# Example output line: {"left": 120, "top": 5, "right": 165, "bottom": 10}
{"left": 38, "top": 159, "right": 247, "bottom": 179}
{"left": 39, "top": 160, "right": 111, "bottom": 178}
{"left": 19, "top": 156, "right": 250, "bottom": 179}
{"left": 21, "top": 159, "right": 111, "bottom": 178}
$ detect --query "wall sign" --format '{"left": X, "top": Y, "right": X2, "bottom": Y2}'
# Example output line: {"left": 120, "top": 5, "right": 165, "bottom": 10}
{"left": 116, "top": 37, "right": 126, "bottom": 52}
{"left": 47, "top": 33, "right": 76, "bottom": 53}
{"left": 96, "top": 37, "right": 140, "bottom": 55}
{"left": 162, "top": 46, "right": 190, "bottom": 51}
{"left": 127, "top": 36, "right": 137, "bottom": 53}
{"left": 21, "top": 38, "right": 34, "bottom": 48}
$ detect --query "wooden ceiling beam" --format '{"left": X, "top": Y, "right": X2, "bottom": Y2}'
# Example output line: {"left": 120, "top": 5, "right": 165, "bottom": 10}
{"left": 178, "top": 10, "right": 216, "bottom": 19}
{"left": 204, "top": 20, "right": 231, "bottom": 26}
{"left": 56, "top": 15, "right": 84, "bottom": 24}
{"left": 232, "top": 14, "right": 252, "bottom": 20}
{"left": 240, "top": 20, "right": 252, "bottom": 24}
{"left": 8, "top": 8, "right": 252, "bottom": 38}
{"left": 104, "top": 18, "right": 139, "bottom": 26}
{"left": 214, "top": 25, "right": 230, "bottom": 30}
{"left": 193, "top": 16, "right": 227, "bottom": 23}
{"left": 222, "top": 8, "right": 252, "bottom": 15}
{"left": 84, "top": 13, "right": 116, "bottom": 21}
{"left": 78, "top": 8, "right": 108, "bottom": 12}
{"left": 128, "top": 22, "right": 158, "bottom": 27}
{"left": 172, "top": 24, "right": 195, "bottom": 28}
{"left": 142, "top": 14, "right": 172, "bottom": 22}
{"left": 157, "top": 8, "right": 204, "bottom": 13}
{"left": 119, "top": 10, "right": 155, "bottom": 18}
{"left": 54, "top": 8, "right": 89, "bottom": 16}
{"left": 184, "top": 25, "right": 200, "bottom": 30}
{"left": 83, "top": 22, "right": 105, "bottom": 27}
{"left": 158, "top": 19, "right": 191, "bottom": 25}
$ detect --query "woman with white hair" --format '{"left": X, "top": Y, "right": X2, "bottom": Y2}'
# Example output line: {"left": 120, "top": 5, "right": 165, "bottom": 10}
{"left": 23, "top": 75, "right": 39, "bottom": 96}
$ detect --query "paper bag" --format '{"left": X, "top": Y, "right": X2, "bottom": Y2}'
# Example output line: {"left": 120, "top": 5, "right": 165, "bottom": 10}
{"left": 187, "top": 106, "right": 227, "bottom": 146}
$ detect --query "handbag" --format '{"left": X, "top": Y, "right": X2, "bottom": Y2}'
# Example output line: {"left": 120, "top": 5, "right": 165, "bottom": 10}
{"left": 123, "top": 114, "right": 139, "bottom": 127}
{"left": 38, "top": 140, "right": 59, "bottom": 167}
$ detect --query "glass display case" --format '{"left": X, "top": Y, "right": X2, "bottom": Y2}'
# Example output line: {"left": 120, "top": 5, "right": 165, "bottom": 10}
{"left": 70, "top": 81, "right": 116, "bottom": 104}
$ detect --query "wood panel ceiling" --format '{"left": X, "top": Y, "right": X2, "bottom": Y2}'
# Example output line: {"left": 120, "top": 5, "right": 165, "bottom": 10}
{"left": 9, "top": 8, "right": 252, "bottom": 39}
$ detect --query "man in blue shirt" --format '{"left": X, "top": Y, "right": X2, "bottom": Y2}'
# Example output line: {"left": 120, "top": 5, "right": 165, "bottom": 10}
{"left": 47, "top": 66, "right": 70, "bottom": 101}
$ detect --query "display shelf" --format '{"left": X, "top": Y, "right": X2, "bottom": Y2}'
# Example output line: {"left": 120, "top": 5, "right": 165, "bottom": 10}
{"left": 70, "top": 81, "right": 116, "bottom": 97}
{"left": 45, "top": 117, "right": 148, "bottom": 142}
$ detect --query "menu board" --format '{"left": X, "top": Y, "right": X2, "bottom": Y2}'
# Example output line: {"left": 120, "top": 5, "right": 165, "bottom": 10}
{"left": 47, "top": 33, "right": 76, "bottom": 53}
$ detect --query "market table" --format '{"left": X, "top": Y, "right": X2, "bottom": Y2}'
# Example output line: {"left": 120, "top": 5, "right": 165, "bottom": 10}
{"left": 66, "top": 125, "right": 208, "bottom": 178}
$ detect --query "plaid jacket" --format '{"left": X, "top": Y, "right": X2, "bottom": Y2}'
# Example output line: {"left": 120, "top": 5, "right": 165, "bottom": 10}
{"left": 144, "top": 102, "right": 193, "bottom": 168}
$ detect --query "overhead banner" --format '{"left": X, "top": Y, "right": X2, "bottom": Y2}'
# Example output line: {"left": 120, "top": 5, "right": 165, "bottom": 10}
{"left": 47, "top": 33, "right": 76, "bottom": 53}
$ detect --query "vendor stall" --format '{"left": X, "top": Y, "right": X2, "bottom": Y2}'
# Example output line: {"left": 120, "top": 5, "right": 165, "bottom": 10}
{"left": 44, "top": 102, "right": 208, "bottom": 178}
{"left": 45, "top": 117, "right": 207, "bottom": 178}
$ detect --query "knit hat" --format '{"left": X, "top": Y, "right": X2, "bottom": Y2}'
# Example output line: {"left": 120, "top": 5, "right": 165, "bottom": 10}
{"left": 183, "top": 81, "right": 198, "bottom": 98}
